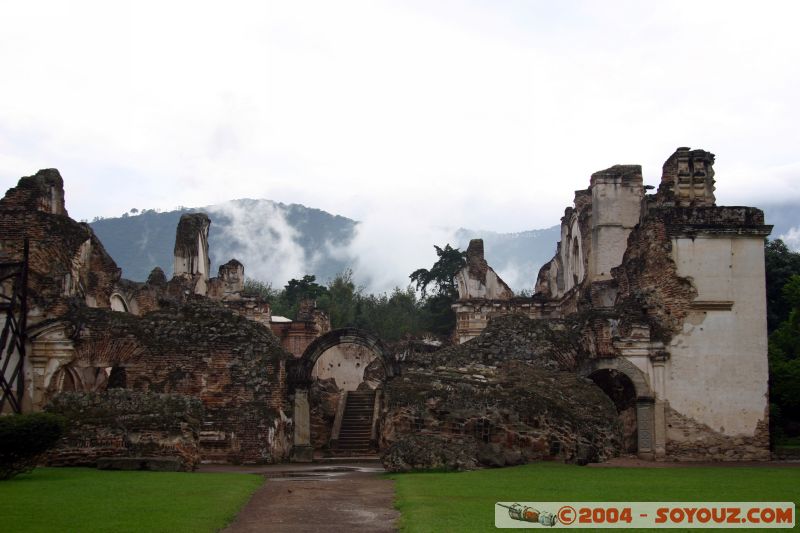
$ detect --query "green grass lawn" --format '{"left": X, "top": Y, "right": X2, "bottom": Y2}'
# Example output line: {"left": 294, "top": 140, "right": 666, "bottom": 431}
{"left": 0, "top": 467, "right": 263, "bottom": 533}
{"left": 390, "top": 463, "right": 800, "bottom": 532}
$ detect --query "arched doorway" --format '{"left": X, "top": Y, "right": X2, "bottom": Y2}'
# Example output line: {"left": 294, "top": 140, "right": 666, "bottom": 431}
{"left": 291, "top": 328, "right": 396, "bottom": 385}
{"left": 288, "top": 328, "right": 395, "bottom": 462}
{"left": 578, "top": 358, "right": 656, "bottom": 460}
{"left": 588, "top": 369, "right": 638, "bottom": 453}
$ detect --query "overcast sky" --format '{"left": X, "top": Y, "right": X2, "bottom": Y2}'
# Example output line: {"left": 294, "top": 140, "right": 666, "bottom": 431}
{"left": 1, "top": 1, "right": 799, "bottom": 246}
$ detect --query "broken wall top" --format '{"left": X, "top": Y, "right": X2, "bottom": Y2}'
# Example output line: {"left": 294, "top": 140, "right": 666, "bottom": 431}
{"left": 174, "top": 213, "right": 211, "bottom": 258}
{"left": 1, "top": 170, "right": 120, "bottom": 317}
{"left": 657, "top": 147, "right": 716, "bottom": 207}
{"left": 455, "top": 239, "right": 513, "bottom": 301}
{"left": 0, "top": 168, "right": 68, "bottom": 216}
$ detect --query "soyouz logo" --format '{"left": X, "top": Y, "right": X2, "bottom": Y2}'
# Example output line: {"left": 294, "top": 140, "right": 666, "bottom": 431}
{"left": 494, "top": 502, "right": 795, "bottom": 528}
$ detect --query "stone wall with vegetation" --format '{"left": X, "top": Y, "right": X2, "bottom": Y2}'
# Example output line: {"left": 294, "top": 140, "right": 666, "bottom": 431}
{"left": 65, "top": 298, "right": 293, "bottom": 464}
{"left": 381, "top": 314, "right": 622, "bottom": 471}
{"left": 44, "top": 389, "right": 202, "bottom": 470}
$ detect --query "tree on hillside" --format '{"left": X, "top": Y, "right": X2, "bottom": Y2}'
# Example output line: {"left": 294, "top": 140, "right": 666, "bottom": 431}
{"left": 269, "top": 274, "right": 329, "bottom": 318}
{"left": 765, "top": 239, "right": 800, "bottom": 332}
{"left": 356, "top": 287, "right": 422, "bottom": 342}
{"left": 409, "top": 244, "right": 467, "bottom": 336}
{"left": 769, "top": 274, "right": 800, "bottom": 441}
{"left": 320, "top": 269, "right": 361, "bottom": 329}
{"left": 241, "top": 278, "right": 279, "bottom": 301}
{"left": 409, "top": 244, "right": 466, "bottom": 299}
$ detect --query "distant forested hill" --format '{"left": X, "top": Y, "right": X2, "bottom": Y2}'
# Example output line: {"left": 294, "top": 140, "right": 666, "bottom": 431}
{"left": 90, "top": 200, "right": 357, "bottom": 283}
{"left": 90, "top": 200, "right": 561, "bottom": 291}
{"left": 89, "top": 199, "right": 794, "bottom": 291}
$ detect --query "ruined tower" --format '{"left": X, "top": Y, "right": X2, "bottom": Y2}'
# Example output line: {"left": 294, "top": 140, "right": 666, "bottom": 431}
{"left": 173, "top": 213, "right": 211, "bottom": 295}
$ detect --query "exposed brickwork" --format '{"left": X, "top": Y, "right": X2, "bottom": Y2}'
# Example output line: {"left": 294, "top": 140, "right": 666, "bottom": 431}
{"left": 58, "top": 298, "right": 292, "bottom": 464}
{"left": 610, "top": 213, "right": 696, "bottom": 343}
{"left": 664, "top": 405, "right": 770, "bottom": 461}
{"left": 44, "top": 389, "right": 203, "bottom": 470}
{"left": 449, "top": 148, "right": 772, "bottom": 463}
{"left": 382, "top": 357, "right": 621, "bottom": 471}
{"left": 1, "top": 182, "right": 120, "bottom": 318}
{"left": 0, "top": 168, "right": 67, "bottom": 216}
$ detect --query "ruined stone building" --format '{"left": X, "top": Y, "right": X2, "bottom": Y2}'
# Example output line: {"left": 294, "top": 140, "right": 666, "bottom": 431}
{"left": 0, "top": 170, "right": 394, "bottom": 467}
{"left": 0, "top": 147, "right": 774, "bottom": 470}
{"left": 453, "top": 147, "right": 772, "bottom": 461}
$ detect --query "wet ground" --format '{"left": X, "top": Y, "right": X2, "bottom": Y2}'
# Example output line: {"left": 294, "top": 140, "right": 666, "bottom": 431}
{"left": 206, "top": 461, "right": 399, "bottom": 533}
{"left": 206, "top": 456, "right": 798, "bottom": 532}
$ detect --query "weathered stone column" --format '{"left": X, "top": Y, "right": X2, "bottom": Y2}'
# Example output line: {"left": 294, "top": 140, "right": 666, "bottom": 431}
{"left": 636, "top": 397, "right": 656, "bottom": 460}
{"left": 291, "top": 389, "right": 313, "bottom": 462}
{"left": 26, "top": 328, "right": 75, "bottom": 411}
{"left": 651, "top": 353, "right": 669, "bottom": 459}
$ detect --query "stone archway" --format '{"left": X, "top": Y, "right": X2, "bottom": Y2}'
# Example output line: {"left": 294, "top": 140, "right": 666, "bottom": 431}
{"left": 578, "top": 358, "right": 656, "bottom": 460}
{"left": 288, "top": 328, "right": 395, "bottom": 462}
{"left": 292, "top": 328, "right": 396, "bottom": 386}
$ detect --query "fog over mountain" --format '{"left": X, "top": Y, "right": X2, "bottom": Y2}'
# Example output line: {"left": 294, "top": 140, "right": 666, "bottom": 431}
{"left": 90, "top": 199, "right": 797, "bottom": 294}
{"left": 90, "top": 199, "right": 559, "bottom": 293}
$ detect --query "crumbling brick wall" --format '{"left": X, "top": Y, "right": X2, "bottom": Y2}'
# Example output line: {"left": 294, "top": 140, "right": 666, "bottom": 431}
{"left": 610, "top": 211, "right": 697, "bottom": 343}
{"left": 58, "top": 298, "right": 292, "bottom": 464}
{"left": 119, "top": 299, "right": 291, "bottom": 463}
{"left": 0, "top": 170, "right": 120, "bottom": 317}
{"left": 44, "top": 389, "right": 203, "bottom": 470}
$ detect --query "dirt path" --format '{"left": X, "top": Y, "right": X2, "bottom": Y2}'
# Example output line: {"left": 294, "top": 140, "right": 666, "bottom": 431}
{"left": 205, "top": 462, "right": 399, "bottom": 533}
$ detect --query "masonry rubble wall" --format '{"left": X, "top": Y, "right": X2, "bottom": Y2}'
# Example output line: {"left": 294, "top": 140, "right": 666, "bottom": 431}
{"left": 44, "top": 389, "right": 203, "bottom": 470}
{"left": 1, "top": 169, "right": 293, "bottom": 464}
{"left": 381, "top": 314, "right": 622, "bottom": 471}
{"left": 452, "top": 147, "right": 773, "bottom": 462}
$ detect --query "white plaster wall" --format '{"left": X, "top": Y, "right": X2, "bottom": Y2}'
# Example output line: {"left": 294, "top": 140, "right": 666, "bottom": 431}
{"left": 311, "top": 343, "right": 377, "bottom": 391}
{"left": 456, "top": 267, "right": 512, "bottom": 300}
{"left": 665, "top": 236, "right": 768, "bottom": 436}
{"left": 591, "top": 225, "right": 632, "bottom": 281}
{"left": 110, "top": 294, "right": 128, "bottom": 312}
{"left": 563, "top": 220, "right": 584, "bottom": 291}
{"left": 590, "top": 181, "right": 641, "bottom": 281}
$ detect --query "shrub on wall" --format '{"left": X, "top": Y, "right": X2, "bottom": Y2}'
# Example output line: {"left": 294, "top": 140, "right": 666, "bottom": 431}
{"left": 0, "top": 413, "right": 66, "bottom": 480}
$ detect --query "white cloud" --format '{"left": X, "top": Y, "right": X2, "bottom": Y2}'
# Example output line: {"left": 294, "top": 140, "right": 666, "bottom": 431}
{"left": 340, "top": 200, "right": 461, "bottom": 294}
{"left": 780, "top": 227, "right": 800, "bottom": 252}
{"left": 207, "top": 200, "right": 311, "bottom": 288}
{"left": 1, "top": 0, "right": 799, "bottom": 235}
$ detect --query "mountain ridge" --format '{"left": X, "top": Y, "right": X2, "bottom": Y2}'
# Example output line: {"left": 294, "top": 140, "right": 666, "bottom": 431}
{"left": 89, "top": 199, "right": 797, "bottom": 292}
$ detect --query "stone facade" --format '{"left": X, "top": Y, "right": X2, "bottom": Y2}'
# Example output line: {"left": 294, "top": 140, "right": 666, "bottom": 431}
{"left": 270, "top": 300, "right": 331, "bottom": 358}
{"left": 2, "top": 148, "right": 773, "bottom": 467}
{"left": 380, "top": 315, "right": 622, "bottom": 471}
{"left": 453, "top": 147, "right": 772, "bottom": 462}
{"left": 1, "top": 171, "right": 293, "bottom": 464}
{"left": 44, "top": 389, "right": 203, "bottom": 471}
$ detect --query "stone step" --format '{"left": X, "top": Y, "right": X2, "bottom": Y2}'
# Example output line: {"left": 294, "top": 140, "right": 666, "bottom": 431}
{"left": 336, "top": 441, "right": 369, "bottom": 450}
{"left": 333, "top": 390, "right": 376, "bottom": 453}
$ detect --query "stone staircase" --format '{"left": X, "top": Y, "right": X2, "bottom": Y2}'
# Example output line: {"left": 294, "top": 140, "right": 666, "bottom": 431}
{"left": 334, "top": 389, "right": 376, "bottom": 455}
